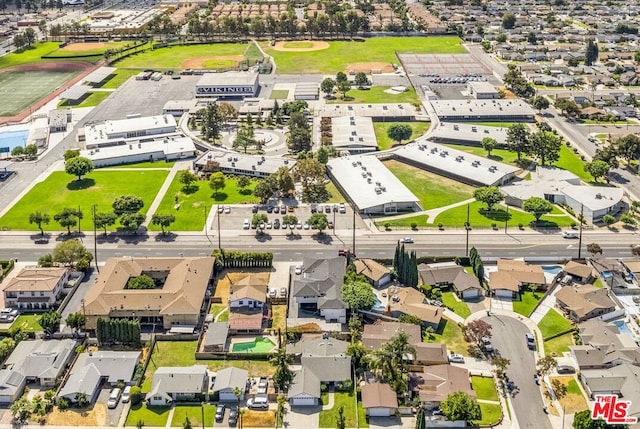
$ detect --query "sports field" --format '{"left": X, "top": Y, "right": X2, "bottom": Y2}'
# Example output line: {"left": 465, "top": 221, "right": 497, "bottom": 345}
{"left": 264, "top": 36, "right": 465, "bottom": 74}
{"left": 0, "top": 70, "right": 77, "bottom": 116}
{"left": 46, "top": 41, "right": 134, "bottom": 58}
{"left": 114, "top": 43, "right": 250, "bottom": 70}
{"left": 0, "top": 42, "right": 59, "bottom": 69}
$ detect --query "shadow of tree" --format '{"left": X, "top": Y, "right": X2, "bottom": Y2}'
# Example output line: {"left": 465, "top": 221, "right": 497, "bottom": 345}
{"left": 66, "top": 178, "right": 95, "bottom": 191}
{"left": 479, "top": 208, "right": 512, "bottom": 222}
{"left": 212, "top": 192, "right": 228, "bottom": 201}
{"left": 154, "top": 232, "right": 177, "bottom": 242}
{"left": 181, "top": 184, "right": 199, "bottom": 195}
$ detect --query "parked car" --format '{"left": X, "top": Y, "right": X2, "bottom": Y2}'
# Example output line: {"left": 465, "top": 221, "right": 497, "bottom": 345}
{"left": 399, "top": 237, "right": 414, "bottom": 243}
{"left": 280, "top": 287, "right": 287, "bottom": 297}
{"left": 310, "top": 204, "right": 317, "bottom": 213}
{"left": 449, "top": 354, "right": 465, "bottom": 363}
{"left": 273, "top": 206, "right": 280, "bottom": 214}
{"left": 252, "top": 205, "right": 259, "bottom": 213}
{"left": 295, "top": 266, "right": 303, "bottom": 275}
{"left": 269, "top": 288, "right": 277, "bottom": 298}
{"left": 328, "top": 221, "right": 334, "bottom": 229}
{"left": 481, "top": 337, "right": 494, "bottom": 353}
{"left": 303, "top": 222, "right": 310, "bottom": 230}
{"left": 296, "top": 222, "right": 303, "bottom": 229}
{"left": 325, "top": 205, "right": 331, "bottom": 213}
{"left": 35, "top": 237, "right": 49, "bottom": 244}
{"left": 215, "top": 404, "right": 226, "bottom": 422}
{"left": 525, "top": 333, "right": 536, "bottom": 350}
{"left": 218, "top": 205, "right": 224, "bottom": 214}
{"left": 432, "top": 408, "right": 443, "bottom": 416}
{"left": 257, "top": 378, "right": 268, "bottom": 394}
{"left": 247, "top": 396, "right": 269, "bottom": 409}
{"left": 339, "top": 203, "right": 346, "bottom": 213}
{"left": 243, "top": 219, "right": 250, "bottom": 229}
{"left": 228, "top": 407, "right": 238, "bottom": 426}
{"left": 224, "top": 206, "right": 231, "bottom": 214}
{"left": 273, "top": 219, "right": 281, "bottom": 229}
{"left": 121, "top": 386, "right": 131, "bottom": 403}
{"left": 107, "top": 388, "right": 121, "bottom": 409}
{"left": 557, "top": 365, "right": 576, "bottom": 374}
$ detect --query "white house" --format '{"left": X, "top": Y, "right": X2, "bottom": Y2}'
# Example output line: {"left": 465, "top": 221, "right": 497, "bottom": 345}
{"left": 212, "top": 367, "right": 247, "bottom": 401}
{"left": 228, "top": 275, "right": 267, "bottom": 310}
{"left": 3, "top": 267, "right": 68, "bottom": 310}
{"left": 146, "top": 365, "right": 208, "bottom": 406}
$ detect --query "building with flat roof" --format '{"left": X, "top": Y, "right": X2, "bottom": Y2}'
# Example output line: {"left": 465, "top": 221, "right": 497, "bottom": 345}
{"left": 81, "top": 136, "right": 196, "bottom": 167}
{"left": 331, "top": 116, "right": 378, "bottom": 154}
{"left": 393, "top": 142, "right": 519, "bottom": 187}
{"left": 162, "top": 99, "right": 201, "bottom": 117}
{"left": 326, "top": 155, "right": 420, "bottom": 214}
{"left": 193, "top": 150, "right": 296, "bottom": 178}
{"left": 195, "top": 72, "right": 259, "bottom": 99}
{"left": 294, "top": 82, "right": 319, "bottom": 100}
{"left": 427, "top": 122, "right": 510, "bottom": 146}
{"left": 316, "top": 103, "right": 419, "bottom": 120}
{"left": 48, "top": 108, "right": 72, "bottom": 133}
{"left": 83, "top": 115, "right": 178, "bottom": 149}
{"left": 3, "top": 267, "right": 68, "bottom": 311}
{"left": 467, "top": 81, "right": 500, "bottom": 99}
{"left": 430, "top": 99, "right": 535, "bottom": 122}
{"left": 83, "top": 257, "right": 215, "bottom": 330}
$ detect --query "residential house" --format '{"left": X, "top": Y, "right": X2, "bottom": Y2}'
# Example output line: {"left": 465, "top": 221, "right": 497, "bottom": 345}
{"left": 58, "top": 351, "right": 141, "bottom": 404}
{"left": 410, "top": 364, "right": 474, "bottom": 409}
{"left": 387, "top": 287, "right": 442, "bottom": 329}
{"left": 354, "top": 259, "right": 391, "bottom": 288}
{"left": 413, "top": 343, "right": 449, "bottom": 366}
{"left": 555, "top": 285, "right": 616, "bottom": 322}
{"left": 580, "top": 363, "right": 640, "bottom": 423}
{"left": 292, "top": 258, "right": 348, "bottom": 324}
{"left": 577, "top": 319, "right": 625, "bottom": 348}
{"left": 418, "top": 264, "right": 483, "bottom": 300}
{"left": 228, "top": 275, "right": 267, "bottom": 309}
{"left": 3, "top": 267, "right": 69, "bottom": 310}
{"left": 212, "top": 367, "right": 247, "bottom": 401}
{"left": 362, "top": 321, "right": 422, "bottom": 352}
{"left": 288, "top": 367, "right": 321, "bottom": 406}
{"left": 488, "top": 260, "right": 546, "bottom": 299}
{"left": 0, "top": 370, "right": 26, "bottom": 404}
{"left": 361, "top": 383, "right": 399, "bottom": 417}
{"left": 146, "top": 365, "right": 209, "bottom": 406}
{"left": 571, "top": 344, "right": 640, "bottom": 370}
{"left": 83, "top": 257, "right": 215, "bottom": 330}
{"left": 563, "top": 261, "right": 594, "bottom": 284}
{"left": 203, "top": 322, "right": 229, "bottom": 352}
{"left": 3, "top": 339, "right": 76, "bottom": 386}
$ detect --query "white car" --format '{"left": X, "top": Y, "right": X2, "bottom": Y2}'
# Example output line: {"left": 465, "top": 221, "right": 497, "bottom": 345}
{"left": 399, "top": 237, "right": 414, "bottom": 243}
{"left": 294, "top": 266, "right": 303, "bottom": 275}
{"left": 448, "top": 354, "right": 465, "bottom": 363}
{"left": 224, "top": 206, "right": 231, "bottom": 214}
{"left": 303, "top": 222, "right": 310, "bottom": 230}
{"left": 218, "top": 206, "right": 224, "bottom": 214}
{"left": 243, "top": 219, "right": 250, "bottom": 229}
{"left": 121, "top": 386, "right": 132, "bottom": 403}
{"left": 269, "top": 288, "right": 277, "bottom": 298}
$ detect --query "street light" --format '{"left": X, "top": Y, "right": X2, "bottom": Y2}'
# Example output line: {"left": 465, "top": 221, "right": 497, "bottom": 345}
{"left": 200, "top": 402, "right": 205, "bottom": 429}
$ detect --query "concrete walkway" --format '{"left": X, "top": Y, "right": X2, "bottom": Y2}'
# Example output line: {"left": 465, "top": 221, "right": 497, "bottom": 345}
{"left": 321, "top": 386, "right": 335, "bottom": 411}
{"left": 529, "top": 283, "right": 561, "bottom": 324}
{"left": 141, "top": 161, "right": 191, "bottom": 228}
{"left": 374, "top": 197, "right": 476, "bottom": 224}
{"left": 443, "top": 308, "right": 465, "bottom": 325}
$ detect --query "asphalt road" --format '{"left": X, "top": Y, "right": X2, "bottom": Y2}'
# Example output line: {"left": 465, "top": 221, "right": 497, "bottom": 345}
{"left": 482, "top": 315, "right": 553, "bottom": 429}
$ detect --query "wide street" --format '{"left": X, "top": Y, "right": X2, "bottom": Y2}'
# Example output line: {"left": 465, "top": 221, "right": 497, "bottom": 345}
{"left": 483, "top": 316, "right": 553, "bottom": 429}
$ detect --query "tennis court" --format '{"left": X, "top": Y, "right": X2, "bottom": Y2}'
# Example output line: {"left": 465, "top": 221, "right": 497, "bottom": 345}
{"left": 0, "top": 70, "right": 78, "bottom": 116}
{"left": 398, "top": 53, "right": 490, "bottom": 77}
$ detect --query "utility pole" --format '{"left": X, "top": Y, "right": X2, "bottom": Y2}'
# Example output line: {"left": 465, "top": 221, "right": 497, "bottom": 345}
{"left": 204, "top": 205, "right": 208, "bottom": 239}
{"left": 78, "top": 204, "right": 81, "bottom": 234}
{"left": 92, "top": 204, "right": 99, "bottom": 272}
{"left": 465, "top": 204, "right": 470, "bottom": 256}
{"left": 216, "top": 206, "right": 221, "bottom": 250}
{"left": 578, "top": 204, "right": 584, "bottom": 259}
{"left": 352, "top": 203, "right": 356, "bottom": 256}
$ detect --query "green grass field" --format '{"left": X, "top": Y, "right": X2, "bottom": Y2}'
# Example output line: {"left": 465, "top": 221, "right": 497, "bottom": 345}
{"left": 58, "top": 90, "right": 111, "bottom": 109}
{"left": 269, "top": 89, "right": 290, "bottom": 99}
{"left": 0, "top": 170, "right": 168, "bottom": 231}
{"left": 375, "top": 214, "right": 429, "bottom": 229}
{"left": 555, "top": 144, "right": 593, "bottom": 182}
{"left": 544, "top": 333, "right": 574, "bottom": 357}
{"left": 105, "top": 160, "right": 175, "bottom": 169}
{"left": 513, "top": 291, "right": 541, "bottom": 317}
{"left": 471, "top": 376, "right": 499, "bottom": 401}
{"left": 441, "top": 291, "right": 472, "bottom": 318}
{"left": 47, "top": 41, "right": 132, "bottom": 57}
{"left": 384, "top": 159, "right": 474, "bottom": 210}
{"left": 374, "top": 121, "right": 430, "bottom": 150}
{"left": 474, "top": 403, "right": 502, "bottom": 426}
{"left": 433, "top": 201, "right": 575, "bottom": 229}
{"left": 328, "top": 86, "right": 420, "bottom": 105}
{"left": 538, "top": 309, "right": 574, "bottom": 339}
{"left": 97, "top": 69, "right": 140, "bottom": 89}
{"left": 148, "top": 175, "right": 260, "bottom": 231}
{"left": 114, "top": 43, "right": 249, "bottom": 70}
{"left": 0, "top": 42, "right": 60, "bottom": 69}
{"left": 264, "top": 36, "right": 465, "bottom": 74}
{"left": 319, "top": 392, "right": 368, "bottom": 428}
{"left": 425, "top": 317, "right": 468, "bottom": 354}
{"left": 0, "top": 70, "right": 77, "bottom": 116}
{"left": 325, "top": 181, "right": 347, "bottom": 204}
{"left": 442, "top": 143, "right": 531, "bottom": 168}
{"left": 7, "top": 315, "right": 42, "bottom": 333}
{"left": 170, "top": 405, "right": 216, "bottom": 427}
{"left": 125, "top": 404, "right": 171, "bottom": 427}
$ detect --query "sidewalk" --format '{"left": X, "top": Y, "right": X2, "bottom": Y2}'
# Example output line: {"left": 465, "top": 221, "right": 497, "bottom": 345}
{"left": 141, "top": 160, "right": 191, "bottom": 228}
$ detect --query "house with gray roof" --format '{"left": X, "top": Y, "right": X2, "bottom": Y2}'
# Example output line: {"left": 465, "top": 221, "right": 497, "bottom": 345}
{"left": 580, "top": 363, "right": 640, "bottom": 423}
{"left": 147, "top": 365, "right": 209, "bottom": 406}
{"left": 0, "top": 369, "right": 26, "bottom": 404}
{"left": 286, "top": 336, "right": 349, "bottom": 362}
{"left": 212, "top": 367, "right": 248, "bottom": 401}
{"left": 203, "top": 322, "right": 229, "bottom": 352}
{"left": 292, "top": 258, "right": 348, "bottom": 323}
{"left": 4, "top": 339, "right": 76, "bottom": 386}
{"left": 288, "top": 367, "right": 321, "bottom": 406}
{"left": 57, "top": 364, "right": 102, "bottom": 404}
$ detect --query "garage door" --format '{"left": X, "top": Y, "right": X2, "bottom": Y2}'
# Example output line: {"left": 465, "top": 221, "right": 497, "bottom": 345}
{"left": 220, "top": 392, "right": 238, "bottom": 402}
{"left": 495, "top": 290, "right": 513, "bottom": 299}
{"left": 462, "top": 290, "right": 478, "bottom": 300}
{"left": 291, "top": 396, "right": 317, "bottom": 406}
{"left": 368, "top": 407, "right": 391, "bottom": 417}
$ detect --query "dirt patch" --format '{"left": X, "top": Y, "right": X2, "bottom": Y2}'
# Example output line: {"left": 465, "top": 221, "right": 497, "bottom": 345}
{"left": 243, "top": 410, "right": 276, "bottom": 427}
{"left": 272, "top": 41, "right": 330, "bottom": 52}
{"left": 0, "top": 61, "right": 94, "bottom": 73}
{"left": 60, "top": 42, "right": 106, "bottom": 52}
{"left": 214, "top": 270, "right": 271, "bottom": 300}
{"left": 346, "top": 62, "right": 394, "bottom": 74}
{"left": 180, "top": 55, "right": 245, "bottom": 69}
{"left": 43, "top": 404, "right": 107, "bottom": 426}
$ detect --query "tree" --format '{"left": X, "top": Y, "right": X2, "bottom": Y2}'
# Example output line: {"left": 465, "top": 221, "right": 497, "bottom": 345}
{"left": 316, "top": 146, "right": 329, "bottom": 164}
{"left": 293, "top": 158, "right": 327, "bottom": 203}
{"left": 65, "top": 312, "right": 85, "bottom": 331}
{"left": 354, "top": 72, "right": 368, "bottom": 88}
{"left": 621, "top": 213, "right": 636, "bottom": 228}
{"left": 523, "top": 197, "right": 553, "bottom": 222}
{"left": 473, "top": 187, "right": 504, "bottom": 211}
{"left": 506, "top": 123, "right": 531, "bottom": 160}
{"left": 387, "top": 124, "right": 412, "bottom": 144}
{"left": 201, "top": 102, "right": 223, "bottom": 141}
{"left": 555, "top": 98, "right": 581, "bottom": 117}
{"left": 491, "top": 356, "right": 511, "bottom": 379}
{"left": 572, "top": 409, "right": 627, "bottom": 429}
{"left": 530, "top": 131, "right": 563, "bottom": 166}
{"left": 346, "top": 342, "right": 366, "bottom": 370}
{"left": 75, "top": 392, "right": 89, "bottom": 408}
{"left": 209, "top": 172, "right": 226, "bottom": 196}
{"left": 287, "top": 112, "right": 312, "bottom": 153}
{"left": 29, "top": 211, "right": 50, "bottom": 235}
{"left": 336, "top": 71, "right": 348, "bottom": 83}
{"left": 585, "top": 39, "right": 599, "bottom": 66}
{"left": 11, "top": 146, "right": 24, "bottom": 157}
{"left": 440, "top": 391, "right": 481, "bottom": 423}
{"left": 399, "top": 314, "right": 424, "bottom": 326}
{"left": 52, "top": 239, "right": 90, "bottom": 267}
{"left": 587, "top": 242, "right": 603, "bottom": 256}
{"left": 54, "top": 207, "right": 83, "bottom": 234}
{"left": 63, "top": 149, "right": 80, "bottom": 161}
{"left": 127, "top": 274, "right": 155, "bottom": 289}
{"left": 112, "top": 195, "right": 144, "bottom": 216}
{"left": 0, "top": 337, "right": 15, "bottom": 362}
{"left": 463, "top": 320, "right": 492, "bottom": 345}
{"left": 252, "top": 213, "right": 269, "bottom": 229}
{"left": 218, "top": 102, "right": 238, "bottom": 127}
{"left": 93, "top": 212, "right": 117, "bottom": 235}
{"left": 308, "top": 212, "right": 329, "bottom": 233}
{"left": 584, "top": 160, "right": 610, "bottom": 182}
{"left": 336, "top": 405, "right": 345, "bottom": 429}
{"left": 38, "top": 254, "right": 53, "bottom": 267}
{"left": 536, "top": 355, "right": 557, "bottom": 376}
{"left": 237, "top": 176, "right": 251, "bottom": 193}
{"left": 551, "top": 378, "right": 567, "bottom": 400}
{"left": 282, "top": 215, "right": 298, "bottom": 234}
{"left": 23, "top": 27, "right": 35, "bottom": 46}
{"left": 336, "top": 79, "right": 351, "bottom": 99}
{"left": 10, "top": 397, "right": 32, "bottom": 422}
{"left": 481, "top": 137, "right": 497, "bottom": 156}
{"left": 65, "top": 156, "right": 94, "bottom": 181}
{"left": 270, "top": 342, "right": 293, "bottom": 392}
{"left": 24, "top": 144, "right": 37, "bottom": 158}
{"left": 502, "top": 12, "right": 516, "bottom": 29}
{"left": 151, "top": 214, "right": 175, "bottom": 235}
{"left": 178, "top": 170, "right": 198, "bottom": 191}
{"left": 320, "top": 78, "right": 335, "bottom": 98}
{"left": 341, "top": 274, "right": 376, "bottom": 312}
{"left": 38, "top": 310, "right": 61, "bottom": 336}
{"left": 615, "top": 134, "right": 640, "bottom": 166}
{"left": 531, "top": 95, "right": 550, "bottom": 112}
{"left": 120, "top": 213, "right": 145, "bottom": 233}
{"left": 130, "top": 386, "right": 143, "bottom": 406}
{"left": 233, "top": 126, "right": 258, "bottom": 154}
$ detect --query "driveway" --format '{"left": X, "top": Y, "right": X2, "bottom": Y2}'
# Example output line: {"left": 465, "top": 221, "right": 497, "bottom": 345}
{"left": 59, "top": 268, "right": 99, "bottom": 332}
{"left": 482, "top": 315, "right": 552, "bottom": 429}
{"left": 286, "top": 405, "right": 320, "bottom": 428}
{"left": 97, "top": 387, "right": 125, "bottom": 426}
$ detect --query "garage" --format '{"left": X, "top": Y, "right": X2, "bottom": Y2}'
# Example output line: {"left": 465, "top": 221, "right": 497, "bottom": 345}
{"left": 367, "top": 407, "right": 393, "bottom": 417}
{"left": 288, "top": 368, "right": 320, "bottom": 406}
{"left": 361, "top": 383, "right": 398, "bottom": 417}
{"left": 495, "top": 289, "right": 515, "bottom": 299}
{"left": 462, "top": 289, "right": 481, "bottom": 300}
{"left": 289, "top": 395, "right": 318, "bottom": 406}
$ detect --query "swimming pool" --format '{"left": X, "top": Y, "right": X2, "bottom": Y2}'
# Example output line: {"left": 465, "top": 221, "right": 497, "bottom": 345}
{"left": 541, "top": 265, "right": 563, "bottom": 275}
{"left": 231, "top": 337, "right": 276, "bottom": 353}
{"left": 612, "top": 319, "right": 634, "bottom": 337}
{"left": 372, "top": 295, "right": 386, "bottom": 311}
{"left": 0, "top": 130, "right": 29, "bottom": 155}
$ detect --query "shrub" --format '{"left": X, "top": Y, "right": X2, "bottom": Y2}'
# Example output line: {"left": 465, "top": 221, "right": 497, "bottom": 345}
{"left": 384, "top": 222, "right": 391, "bottom": 230}
{"left": 130, "top": 386, "right": 143, "bottom": 405}
{"left": 570, "top": 221, "right": 577, "bottom": 229}
{"left": 518, "top": 223, "right": 524, "bottom": 229}
{"left": 491, "top": 223, "right": 497, "bottom": 229}
{"left": 57, "top": 397, "right": 69, "bottom": 410}
{"left": 410, "top": 222, "right": 417, "bottom": 230}
{"left": 438, "top": 223, "right": 444, "bottom": 230}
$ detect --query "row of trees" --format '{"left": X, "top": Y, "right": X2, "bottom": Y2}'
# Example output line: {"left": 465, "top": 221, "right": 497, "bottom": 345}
{"left": 468, "top": 247, "right": 485, "bottom": 285}
{"left": 96, "top": 317, "right": 141, "bottom": 347}
{"left": 13, "top": 27, "right": 36, "bottom": 51}
{"left": 505, "top": 124, "right": 565, "bottom": 166}
{"left": 212, "top": 249, "right": 273, "bottom": 268}
{"left": 393, "top": 242, "right": 418, "bottom": 287}
{"left": 473, "top": 186, "right": 554, "bottom": 223}
{"left": 10, "top": 144, "right": 37, "bottom": 158}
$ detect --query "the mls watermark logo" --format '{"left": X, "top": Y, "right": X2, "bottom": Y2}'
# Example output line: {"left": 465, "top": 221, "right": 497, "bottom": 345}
{"left": 591, "top": 394, "right": 638, "bottom": 424}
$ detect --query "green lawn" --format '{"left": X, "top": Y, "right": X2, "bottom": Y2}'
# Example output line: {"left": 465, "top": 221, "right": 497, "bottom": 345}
{"left": 471, "top": 376, "right": 499, "bottom": 401}
{"left": 5, "top": 315, "right": 42, "bottom": 333}
{"left": 125, "top": 404, "right": 170, "bottom": 427}
{"left": 374, "top": 121, "right": 430, "bottom": 150}
{"left": 434, "top": 201, "right": 575, "bottom": 229}
{"left": 543, "top": 333, "right": 574, "bottom": 357}
{"left": 325, "top": 180, "right": 346, "bottom": 204}
{"left": 105, "top": 160, "right": 175, "bottom": 169}
{"left": 375, "top": 214, "right": 429, "bottom": 229}
{"left": 99, "top": 69, "right": 140, "bottom": 89}
{"left": 59, "top": 91, "right": 111, "bottom": 108}
{"left": 0, "top": 42, "right": 59, "bottom": 69}
{"left": 114, "top": 43, "right": 248, "bottom": 70}
{"left": 0, "top": 170, "right": 167, "bottom": 231}
{"left": 264, "top": 36, "right": 464, "bottom": 74}
{"left": 442, "top": 143, "right": 530, "bottom": 168}
{"left": 148, "top": 175, "right": 260, "bottom": 231}
{"left": 538, "top": 309, "right": 574, "bottom": 339}
{"left": 319, "top": 392, "right": 368, "bottom": 428}
{"left": 384, "top": 159, "right": 474, "bottom": 210}
{"left": 209, "top": 303, "right": 228, "bottom": 322}
{"left": 425, "top": 317, "right": 468, "bottom": 354}
{"left": 441, "top": 292, "right": 471, "bottom": 319}
{"left": 47, "top": 41, "right": 132, "bottom": 57}
{"left": 554, "top": 144, "right": 593, "bottom": 182}
{"left": 142, "top": 341, "right": 274, "bottom": 392}
{"left": 593, "top": 278, "right": 604, "bottom": 288}
{"left": 269, "top": 89, "right": 290, "bottom": 99}
{"left": 170, "top": 404, "right": 216, "bottom": 427}
{"left": 328, "top": 86, "right": 420, "bottom": 105}
{"left": 473, "top": 403, "right": 502, "bottom": 426}
{"left": 512, "top": 291, "right": 541, "bottom": 317}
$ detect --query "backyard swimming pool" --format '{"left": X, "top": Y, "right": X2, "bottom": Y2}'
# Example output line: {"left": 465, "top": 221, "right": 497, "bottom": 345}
{"left": 612, "top": 319, "right": 634, "bottom": 337}
{"left": 541, "top": 265, "right": 563, "bottom": 275}
{"left": 0, "top": 129, "right": 28, "bottom": 155}
{"left": 231, "top": 337, "right": 276, "bottom": 353}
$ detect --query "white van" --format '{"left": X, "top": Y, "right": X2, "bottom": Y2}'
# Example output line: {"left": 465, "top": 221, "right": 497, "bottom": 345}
{"left": 107, "top": 388, "right": 121, "bottom": 409}
{"left": 562, "top": 231, "right": 579, "bottom": 239}
{"left": 247, "top": 396, "right": 269, "bottom": 409}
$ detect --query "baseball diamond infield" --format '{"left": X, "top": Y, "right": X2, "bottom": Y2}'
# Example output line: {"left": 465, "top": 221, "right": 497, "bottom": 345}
{"left": 272, "top": 41, "right": 330, "bottom": 51}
